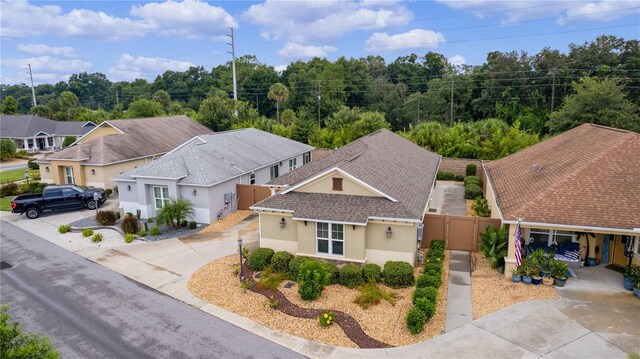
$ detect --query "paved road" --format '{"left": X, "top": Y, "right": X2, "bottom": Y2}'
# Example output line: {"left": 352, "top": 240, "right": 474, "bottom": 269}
{"left": 0, "top": 161, "right": 28, "bottom": 172}
{"left": 0, "top": 222, "right": 303, "bottom": 359}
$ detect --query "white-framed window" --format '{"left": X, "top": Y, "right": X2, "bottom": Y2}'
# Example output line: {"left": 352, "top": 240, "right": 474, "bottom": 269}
{"left": 250, "top": 172, "right": 256, "bottom": 185}
{"left": 528, "top": 228, "right": 576, "bottom": 248}
{"left": 316, "top": 222, "right": 344, "bottom": 256}
{"left": 270, "top": 165, "right": 279, "bottom": 180}
{"left": 153, "top": 186, "right": 170, "bottom": 209}
{"left": 303, "top": 152, "right": 311, "bottom": 164}
{"left": 289, "top": 158, "right": 297, "bottom": 171}
{"left": 65, "top": 166, "right": 75, "bottom": 184}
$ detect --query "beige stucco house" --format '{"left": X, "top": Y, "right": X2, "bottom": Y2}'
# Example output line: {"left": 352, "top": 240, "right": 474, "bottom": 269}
{"left": 251, "top": 129, "right": 441, "bottom": 267}
{"left": 37, "top": 115, "right": 211, "bottom": 189}
{"left": 483, "top": 124, "right": 640, "bottom": 277}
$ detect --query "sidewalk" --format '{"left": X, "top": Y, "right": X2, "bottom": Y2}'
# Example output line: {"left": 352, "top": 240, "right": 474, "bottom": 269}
{"left": 445, "top": 250, "right": 473, "bottom": 332}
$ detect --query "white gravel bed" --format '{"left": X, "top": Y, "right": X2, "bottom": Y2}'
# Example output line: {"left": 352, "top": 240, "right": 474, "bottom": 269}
{"left": 58, "top": 228, "right": 141, "bottom": 248}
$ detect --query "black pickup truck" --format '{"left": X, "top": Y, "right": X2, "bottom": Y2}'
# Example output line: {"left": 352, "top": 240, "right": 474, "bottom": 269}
{"left": 11, "top": 185, "right": 107, "bottom": 219}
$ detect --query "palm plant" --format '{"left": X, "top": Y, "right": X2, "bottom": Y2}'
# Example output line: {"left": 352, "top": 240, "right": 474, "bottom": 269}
{"left": 267, "top": 83, "right": 289, "bottom": 123}
{"left": 480, "top": 225, "right": 508, "bottom": 269}
{"left": 155, "top": 198, "right": 195, "bottom": 229}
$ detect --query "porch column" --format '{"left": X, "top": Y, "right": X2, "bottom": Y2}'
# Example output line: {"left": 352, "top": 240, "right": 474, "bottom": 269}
{"left": 23, "top": 139, "right": 29, "bottom": 150}
{"left": 504, "top": 224, "right": 517, "bottom": 278}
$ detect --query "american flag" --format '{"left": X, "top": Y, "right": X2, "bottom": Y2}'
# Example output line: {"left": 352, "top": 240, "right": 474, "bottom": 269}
{"left": 515, "top": 220, "right": 522, "bottom": 267}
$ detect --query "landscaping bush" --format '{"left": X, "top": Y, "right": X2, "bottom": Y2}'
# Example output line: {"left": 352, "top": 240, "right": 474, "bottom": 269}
{"left": 0, "top": 183, "right": 19, "bottom": 197}
{"left": 436, "top": 170, "right": 455, "bottom": 181}
{"left": 454, "top": 174, "right": 465, "bottom": 181}
{"left": 27, "top": 158, "right": 39, "bottom": 170}
{"left": 354, "top": 281, "right": 396, "bottom": 309}
{"left": 472, "top": 197, "right": 491, "bottom": 217}
{"left": 270, "top": 251, "right": 294, "bottom": 273}
{"left": 115, "top": 212, "right": 121, "bottom": 220}
{"left": 465, "top": 164, "right": 477, "bottom": 177}
{"left": 257, "top": 269, "right": 287, "bottom": 291}
{"left": 383, "top": 261, "right": 415, "bottom": 288}
{"left": 248, "top": 248, "right": 275, "bottom": 271}
{"left": 414, "top": 297, "right": 436, "bottom": 320}
{"left": 150, "top": 227, "right": 161, "bottom": 236}
{"left": 464, "top": 175, "right": 482, "bottom": 185}
{"left": 121, "top": 214, "right": 139, "bottom": 234}
{"left": 96, "top": 210, "right": 116, "bottom": 226}
{"left": 81, "top": 229, "right": 94, "bottom": 237}
{"left": 189, "top": 221, "right": 197, "bottom": 229}
{"left": 147, "top": 217, "right": 154, "bottom": 223}
{"left": 124, "top": 234, "right": 135, "bottom": 243}
{"left": 323, "top": 262, "right": 340, "bottom": 285}
{"left": 339, "top": 264, "right": 363, "bottom": 288}
{"left": 58, "top": 224, "right": 71, "bottom": 234}
{"left": 137, "top": 230, "right": 147, "bottom": 237}
{"left": 464, "top": 184, "right": 483, "bottom": 200}
{"left": 405, "top": 307, "right": 426, "bottom": 335}
{"left": 298, "top": 260, "right": 330, "bottom": 300}
{"left": 413, "top": 286, "right": 438, "bottom": 305}
{"left": 416, "top": 274, "right": 442, "bottom": 289}
{"left": 155, "top": 198, "right": 195, "bottom": 228}
{"left": 91, "top": 233, "right": 103, "bottom": 243}
{"left": 318, "top": 310, "right": 335, "bottom": 328}
{"left": 104, "top": 188, "right": 113, "bottom": 197}
{"left": 426, "top": 248, "right": 444, "bottom": 261}
{"left": 288, "top": 256, "right": 312, "bottom": 280}
{"left": 180, "top": 219, "right": 187, "bottom": 227}
{"left": 430, "top": 239, "right": 445, "bottom": 250}
{"left": 362, "top": 263, "right": 382, "bottom": 282}
{"left": 423, "top": 263, "right": 443, "bottom": 275}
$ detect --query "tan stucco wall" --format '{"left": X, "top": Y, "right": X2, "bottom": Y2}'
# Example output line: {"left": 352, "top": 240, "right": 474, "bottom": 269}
{"left": 294, "top": 170, "right": 381, "bottom": 197}
{"left": 261, "top": 213, "right": 297, "bottom": 241}
{"left": 50, "top": 160, "right": 85, "bottom": 185}
{"left": 39, "top": 164, "right": 54, "bottom": 183}
{"left": 366, "top": 221, "right": 417, "bottom": 253}
{"left": 78, "top": 124, "right": 120, "bottom": 143}
{"left": 85, "top": 158, "right": 149, "bottom": 189}
{"left": 484, "top": 179, "right": 501, "bottom": 219}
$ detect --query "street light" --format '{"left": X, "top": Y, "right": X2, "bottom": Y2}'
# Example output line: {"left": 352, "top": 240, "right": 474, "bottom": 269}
{"left": 93, "top": 191, "right": 100, "bottom": 217}
{"left": 238, "top": 236, "right": 244, "bottom": 282}
{"left": 24, "top": 170, "right": 30, "bottom": 188}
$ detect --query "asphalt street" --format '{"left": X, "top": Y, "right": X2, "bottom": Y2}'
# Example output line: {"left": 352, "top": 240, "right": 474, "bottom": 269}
{"left": 0, "top": 221, "right": 303, "bottom": 359}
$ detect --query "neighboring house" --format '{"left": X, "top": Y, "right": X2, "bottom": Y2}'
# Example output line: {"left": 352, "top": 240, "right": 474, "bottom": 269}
{"left": 483, "top": 123, "right": 640, "bottom": 276}
{"left": 37, "top": 115, "right": 211, "bottom": 189}
{"left": 251, "top": 129, "right": 441, "bottom": 267}
{"left": 115, "top": 128, "right": 314, "bottom": 224}
{"left": 0, "top": 114, "right": 95, "bottom": 152}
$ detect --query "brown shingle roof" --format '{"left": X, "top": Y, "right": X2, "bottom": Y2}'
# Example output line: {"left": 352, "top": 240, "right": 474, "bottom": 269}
{"left": 484, "top": 124, "right": 640, "bottom": 230}
{"left": 256, "top": 129, "right": 441, "bottom": 221}
{"left": 43, "top": 115, "right": 212, "bottom": 165}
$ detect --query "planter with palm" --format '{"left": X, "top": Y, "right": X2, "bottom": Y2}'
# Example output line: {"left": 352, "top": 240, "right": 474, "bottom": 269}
{"left": 155, "top": 198, "right": 195, "bottom": 229}
{"left": 480, "top": 225, "right": 508, "bottom": 270}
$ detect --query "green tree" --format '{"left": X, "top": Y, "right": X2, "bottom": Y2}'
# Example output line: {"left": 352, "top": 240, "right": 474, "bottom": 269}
{"left": 0, "top": 305, "right": 60, "bottom": 359}
{"left": 267, "top": 83, "right": 289, "bottom": 123}
{"left": 152, "top": 90, "right": 171, "bottom": 112}
{"left": 280, "top": 109, "right": 297, "bottom": 126}
{"left": 1, "top": 96, "right": 19, "bottom": 114}
{"left": 29, "top": 105, "right": 53, "bottom": 118}
{"left": 62, "top": 136, "right": 76, "bottom": 147}
{"left": 548, "top": 77, "right": 639, "bottom": 133}
{"left": 126, "top": 98, "right": 164, "bottom": 118}
{"left": 0, "top": 139, "right": 17, "bottom": 160}
{"left": 197, "top": 95, "right": 233, "bottom": 131}
{"left": 349, "top": 111, "right": 390, "bottom": 141}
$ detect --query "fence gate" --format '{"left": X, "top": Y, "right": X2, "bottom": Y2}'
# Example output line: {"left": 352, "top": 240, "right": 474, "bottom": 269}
{"left": 422, "top": 214, "right": 501, "bottom": 251}
{"left": 236, "top": 184, "right": 271, "bottom": 210}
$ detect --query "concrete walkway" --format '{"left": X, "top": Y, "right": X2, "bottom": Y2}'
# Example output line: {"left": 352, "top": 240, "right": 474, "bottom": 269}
{"left": 445, "top": 250, "right": 473, "bottom": 332}
{"left": 430, "top": 181, "right": 467, "bottom": 216}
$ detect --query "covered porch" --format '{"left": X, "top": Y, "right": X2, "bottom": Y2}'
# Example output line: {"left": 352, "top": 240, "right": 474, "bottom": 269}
{"left": 13, "top": 134, "right": 61, "bottom": 152}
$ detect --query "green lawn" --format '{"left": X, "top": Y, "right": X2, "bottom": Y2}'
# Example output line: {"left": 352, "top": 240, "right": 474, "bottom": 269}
{"left": 0, "top": 169, "right": 39, "bottom": 184}
{"left": 0, "top": 197, "right": 13, "bottom": 211}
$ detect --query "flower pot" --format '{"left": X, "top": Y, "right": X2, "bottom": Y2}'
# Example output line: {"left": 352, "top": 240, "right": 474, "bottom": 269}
{"left": 532, "top": 276, "right": 542, "bottom": 285}
{"left": 623, "top": 276, "right": 635, "bottom": 291}
{"left": 633, "top": 287, "right": 640, "bottom": 299}
{"left": 587, "top": 258, "right": 597, "bottom": 267}
{"left": 540, "top": 270, "right": 551, "bottom": 277}
{"left": 542, "top": 277, "right": 554, "bottom": 286}
{"left": 522, "top": 276, "right": 532, "bottom": 284}
{"left": 554, "top": 276, "right": 567, "bottom": 287}
{"left": 512, "top": 274, "right": 522, "bottom": 283}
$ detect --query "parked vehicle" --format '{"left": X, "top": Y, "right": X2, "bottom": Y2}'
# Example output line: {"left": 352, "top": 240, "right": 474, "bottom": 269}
{"left": 11, "top": 185, "right": 107, "bottom": 219}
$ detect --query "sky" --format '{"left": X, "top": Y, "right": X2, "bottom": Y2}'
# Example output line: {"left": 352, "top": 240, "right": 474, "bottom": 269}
{"left": 0, "top": 0, "right": 638, "bottom": 85}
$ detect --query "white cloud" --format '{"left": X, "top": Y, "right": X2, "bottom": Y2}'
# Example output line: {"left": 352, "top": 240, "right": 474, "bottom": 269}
{"left": 17, "top": 44, "right": 77, "bottom": 57}
{"left": 2, "top": 55, "right": 92, "bottom": 84}
{"left": 243, "top": 0, "right": 413, "bottom": 43}
{"left": 0, "top": 0, "right": 235, "bottom": 40}
{"left": 449, "top": 54, "right": 466, "bottom": 66}
{"left": 109, "top": 54, "right": 195, "bottom": 81}
{"left": 274, "top": 65, "right": 288, "bottom": 73}
{"left": 557, "top": 1, "right": 640, "bottom": 25}
{"left": 365, "top": 29, "right": 445, "bottom": 51}
{"left": 278, "top": 43, "right": 338, "bottom": 58}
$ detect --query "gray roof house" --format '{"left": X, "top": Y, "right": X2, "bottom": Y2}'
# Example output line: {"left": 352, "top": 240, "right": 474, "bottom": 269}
{"left": 115, "top": 128, "right": 314, "bottom": 224}
{"left": 251, "top": 129, "right": 441, "bottom": 266}
{"left": 0, "top": 114, "right": 95, "bottom": 152}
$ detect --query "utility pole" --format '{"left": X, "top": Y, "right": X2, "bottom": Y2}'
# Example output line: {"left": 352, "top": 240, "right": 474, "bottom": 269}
{"left": 116, "top": 91, "right": 119, "bottom": 106}
{"left": 27, "top": 64, "right": 37, "bottom": 106}
{"left": 449, "top": 72, "right": 454, "bottom": 125}
{"left": 317, "top": 83, "right": 321, "bottom": 126}
{"left": 417, "top": 93, "right": 421, "bottom": 123}
{"left": 227, "top": 27, "right": 238, "bottom": 118}
{"left": 550, "top": 69, "right": 556, "bottom": 112}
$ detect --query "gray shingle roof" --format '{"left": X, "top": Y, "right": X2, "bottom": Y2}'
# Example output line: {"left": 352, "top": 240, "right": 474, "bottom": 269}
{"left": 256, "top": 129, "right": 441, "bottom": 222}
{"left": 0, "top": 115, "right": 94, "bottom": 138}
{"left": 116, "top": 128, "right": 314, "bottom": 185}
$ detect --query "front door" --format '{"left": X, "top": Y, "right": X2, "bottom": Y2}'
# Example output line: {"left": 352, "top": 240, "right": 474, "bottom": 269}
{"left": 612, "top": 235, "right": 627, "bottom": 267}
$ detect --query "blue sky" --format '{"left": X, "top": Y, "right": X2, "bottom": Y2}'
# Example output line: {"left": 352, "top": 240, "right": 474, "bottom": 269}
{"left": 1, "top": 0, "right": 638, "bottom": 85}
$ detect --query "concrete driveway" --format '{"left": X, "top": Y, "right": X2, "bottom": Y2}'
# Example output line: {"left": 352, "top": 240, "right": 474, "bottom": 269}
{"left": 430, "top": 181, "right": 468, "bottom": 216}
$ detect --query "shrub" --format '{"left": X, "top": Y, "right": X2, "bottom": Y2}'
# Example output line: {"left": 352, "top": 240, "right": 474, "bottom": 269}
{"left": 115, "top": 212, "right": 121, "bottom": 220}
{"left": 242, "top": 246, "right": 250, "bottom": 258}
{"left": 454, "top": 174, "right": 465, "bottom": 181}
{"left": 416, "top": 274, "right": 442, "bottom": 289}
{"left": 27, "top": 159, "right": 39, "bottom": 170}
{"left": 298, "top": 260, "right": 330, "bottom": 300}
{"left": 189, "top": 221, "right": 197, "bottom": 229}
{"left": 436, "top": 171, "right": 455, "bottom": 181}
{"left": 464, "top": 184, "right": 483, "bottom": 200}
{"left": 0, "top": 139, "right": 16, "bottom": 160}
{"left": 81, "top": 229, "right": 94, "bottom": 237}
{"left": 180, "top": 220, "right": 187, "bottom": 227}
{"left": 430, "top": 239, "right": 445, "bottom": 250}
{"left": 150, "top": 227, "right": 161, "bottom": 236}
{"left": 270, "top": 251, "right": 294, "bottom": 273}
{"left": 414, "top": 297, "right": 436, "bottom": 320}
{"left": 464, "top": 175, "right": 482, "bottom": 185}
{"left": 124, "top": 234, "right": 135, "bottom": 243}
{"left": 0, "top": 183, "right": 19, "bottom": 197}
{"left": 465, "top": 164, "right": 477, "bottom": 177}
{"left": 137, "top": 230, "right": 147, "bottom": 237}
{"left": 147, "top": 217, "right": 154, "bottom": 223}
{"left": 426, "top": 247, "right": 444, "bottom": 261}
{"left": 413, "top": 286, "right": 438, "bottom": 305}
{"left": 362, "top": 263, "right": 382, "bottom": 282}
{"left": 156, "top": 198, "right": 195, "bottom": 228}
{"left": 339, "top": 264, "right": 363, "bottom": 288}
{"left": 423, "top": 263, "right": 443, "bottom": 275}
{"left": 288, "top": 256, "right": 312, "bottom": 280}
{"left": 104, "top": 188, "right": 113, "bottom": 197}
{"left": 257, "top": 269, "right": 287, "bottom": 291}
{"left": 318, "top": 310, "right": 335, "bottom": 328}
{"left": 248, "top": 248, "right": 275, "bottom": 271}
{"left": 383, "top": 261, "right": 415, "bottom": 288}
{"left": 354, "top": 282, "right": 396, "bottom": 309}
{"left": 323, "top": 262, "right": 340, "bottom": 285}
{"left": 121, "top": 214, "right": 139, "bottom": 234}
{"left": 91, "top": 233, "right": 103, "bottom": 243}
{"left": 472, "top": 197, "right": 491, "bottom": 217}
{"left": 405, "top": 307, "right": 426, "bottom": 335}
{"left": 96, "top": 210, "right": 116, "bottom": 226}
{"left": 58, "top": 224, "right": 71, "bottom": 234}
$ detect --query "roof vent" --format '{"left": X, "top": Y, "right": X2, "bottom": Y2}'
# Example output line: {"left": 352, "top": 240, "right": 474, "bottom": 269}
{"left": 532, "top": 164, "right": 542, "bottom": 173}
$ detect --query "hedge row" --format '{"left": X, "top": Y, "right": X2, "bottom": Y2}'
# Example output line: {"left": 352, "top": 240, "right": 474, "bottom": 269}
{"left": 406, "top": 240, "right": 446, "bottom": 334}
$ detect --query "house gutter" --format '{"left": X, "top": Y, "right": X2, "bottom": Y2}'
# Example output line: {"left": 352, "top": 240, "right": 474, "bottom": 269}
{"left": 501, "top": 219, "right": 640, "bottom": 235}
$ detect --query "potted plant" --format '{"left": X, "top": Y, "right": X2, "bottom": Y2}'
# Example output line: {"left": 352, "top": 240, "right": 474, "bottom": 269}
{"left": 542, "top": 275, "right": 554, "bottom": 286}
{"left": 531, "top": 264, "right": 542, "bottom": 285}
{"left": 521, "top": 259, "right": 533, "bottom": 285}
{"left": 511, "top": 267, "right": 522, "bottom": 283}
{"left": 633, "top": 281, "right": 640, "bottom": 299}
{"left": 550, "top": 259, "right": 569, "bottom": 287}
{"left": 623, "top": 264, "right": 639, "bottom": 291}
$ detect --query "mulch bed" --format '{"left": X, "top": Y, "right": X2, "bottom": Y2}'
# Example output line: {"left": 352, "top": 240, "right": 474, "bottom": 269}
{"left": 241, "top": 261, "right": 391, "bottom": 349}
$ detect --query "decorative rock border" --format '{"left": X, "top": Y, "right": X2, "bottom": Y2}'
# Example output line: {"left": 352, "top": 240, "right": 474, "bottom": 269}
{"left": 241, "top": 262, "right": 391, "bottom": 349}
{"left": 70, "top": 226, "right": 125, "bottom": 236}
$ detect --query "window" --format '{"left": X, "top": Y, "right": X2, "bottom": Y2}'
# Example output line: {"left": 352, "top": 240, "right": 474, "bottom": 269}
{"left": 90, "top": 169, "right": 96, "bottom": 175}
{"left": 332, "top": 178, "right": 343, "bottom": 191}
{"left": 62, "top": 188, "right": 81, "bottom": 197}
{"left": 44, "top": 188, "right": 63, "bottom": 198}
{"left": 65, "top": 166, "right": 75, "bottom": 184}
{"left": 528, "top": 228, "right": 576, "bottom": 248}
{"left": 316, "top": 222, "right": 344, "bottom": 256}
{"left": 289, "top": 158, "right": 297, "bottom": 171}
{"left": 303, "top": 152, "right": 311, "bottom": 164}
{"left": 153, "top": 186, "right": 169, "bottom": 209}
{"left": 250, "top": 173, "right": 256, "bottom": 185}
{"left": 270, "top": 165, "right": 279, "bottom": 180}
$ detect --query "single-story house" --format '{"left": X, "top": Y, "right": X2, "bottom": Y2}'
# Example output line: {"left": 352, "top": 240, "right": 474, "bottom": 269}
{"left": 483, "top": 123, "right": 640, "bottom": 276}
{"left": 37, "top": 115, "right": 211, "bottom": 189}
{"left": 251, "top": 129, "right": 441, "bottom": 267}
{"left": 115, "top": 128, "right": 314, "bottom": 224}
{"left": 0, "top": 114, "right": 95, "bottom": 152}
